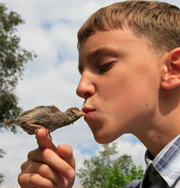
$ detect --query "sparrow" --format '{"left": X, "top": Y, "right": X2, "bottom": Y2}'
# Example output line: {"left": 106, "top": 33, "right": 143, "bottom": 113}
{"left": 3, "top": 105, "right": 85, "bottom": 135}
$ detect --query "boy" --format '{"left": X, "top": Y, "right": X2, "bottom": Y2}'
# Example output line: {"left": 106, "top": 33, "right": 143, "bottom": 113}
{"left": 18, "top": 1, "right": 180, "bottom": 187}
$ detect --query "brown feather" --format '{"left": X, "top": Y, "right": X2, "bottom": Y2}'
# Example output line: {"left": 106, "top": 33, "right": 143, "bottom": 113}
{"left": 3, "top": 105, "right": 85, "bottom": 135}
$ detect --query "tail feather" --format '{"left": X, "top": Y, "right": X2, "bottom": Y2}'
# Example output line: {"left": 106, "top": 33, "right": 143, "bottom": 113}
{"left": 3, "top": 119, "right": 16, "bottom": 126}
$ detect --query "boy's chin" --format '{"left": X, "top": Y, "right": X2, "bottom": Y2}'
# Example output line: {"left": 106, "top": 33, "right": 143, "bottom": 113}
{"left": 93, "top": 131, "right": 121, "bottom": 144}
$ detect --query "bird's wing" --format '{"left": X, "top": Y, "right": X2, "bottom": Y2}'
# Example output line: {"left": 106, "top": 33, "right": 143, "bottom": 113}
{"left": 20, "top": 106, "right": 47, "bottom": 116}
{"left": 46, "top": 105, "right": 61, "bottom": 113}
{"left": 20, "top": 105, "right": 60, "bottom": 116}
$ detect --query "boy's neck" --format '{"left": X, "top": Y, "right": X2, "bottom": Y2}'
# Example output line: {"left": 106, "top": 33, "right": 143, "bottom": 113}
{"left": 139, "top": 87, "right": 180, "bottom": 157}
{"left": 137, "top": 118, "right": 180, "bottom": 157}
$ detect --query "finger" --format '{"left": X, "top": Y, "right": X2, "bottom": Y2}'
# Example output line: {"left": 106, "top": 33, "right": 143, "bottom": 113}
{"left": 57, "top": 145, "right": 76, "bottom": 169}
{"left": 21, "top": 160, "right": 68, "bottom": 187}
{"left": 18, "top": 172, "right": 56, "bottom": 188}
{"left": 56, "top": 145, "right": 76, "bottom": 187}
{"left": 36, "top": 128, "right": 56, "bottom": 151}
{"left": 28, "top": 147, "right": 75, "bottom": 179}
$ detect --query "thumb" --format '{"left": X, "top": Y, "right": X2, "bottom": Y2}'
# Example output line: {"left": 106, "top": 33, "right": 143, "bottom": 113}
{"left": 36, "top": 127, "right": 56, "bottom": 151}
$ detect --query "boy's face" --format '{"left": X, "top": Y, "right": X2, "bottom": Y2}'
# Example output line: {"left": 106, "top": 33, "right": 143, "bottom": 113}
{"left": 76, "top": 29, "right": 164, "bottom": 144}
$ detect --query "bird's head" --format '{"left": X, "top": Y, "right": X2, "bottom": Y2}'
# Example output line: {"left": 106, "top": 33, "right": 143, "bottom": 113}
{"left": 66, "top": 107, "right": 86, "bottom": 121}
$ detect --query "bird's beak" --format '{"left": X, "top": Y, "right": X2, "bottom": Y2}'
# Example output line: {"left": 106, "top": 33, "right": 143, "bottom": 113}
{"left": 79, "top": 111, "right": 86, "bottom": 116}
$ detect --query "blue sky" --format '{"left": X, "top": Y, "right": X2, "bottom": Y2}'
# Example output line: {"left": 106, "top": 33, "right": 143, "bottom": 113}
{"left": 0, "top": 0, "right": 180, "bottom": 186}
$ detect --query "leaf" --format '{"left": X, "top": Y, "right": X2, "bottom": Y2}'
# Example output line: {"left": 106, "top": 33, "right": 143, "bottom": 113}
{"left": 77, "top": 143, "right": 144, "bottom": 188}
{"left": 0, "top": 3, "right": 36, "bottom": 184}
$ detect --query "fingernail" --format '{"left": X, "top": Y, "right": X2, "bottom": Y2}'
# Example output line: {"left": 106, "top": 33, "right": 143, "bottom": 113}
{"left": 62, "top": 144, "right": 69, "bottom": 150}
{"left": 67, "top": 169, "right": 75, "bottom": 179}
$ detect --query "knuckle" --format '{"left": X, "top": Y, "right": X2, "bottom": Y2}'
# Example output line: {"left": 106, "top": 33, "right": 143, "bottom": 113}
{"left": 27, "top": 150, "right": 34, "bottom": 159}
{"left": 30, "top": 174, "right": 39, "bottom": 183}
{"left": 42, "top": 148, "right": 53, "bottom": 159}
{"left": 17, "top": 173, "right": 24, "bottom": 185}
{"left": 30, "top": 174, "right": 54, "bottom": 188}
{"left": 39, "top": 164, "right": 50, "bottom": 176}
{"left": 20, "top": 161, "right": 28, "bottom": 171}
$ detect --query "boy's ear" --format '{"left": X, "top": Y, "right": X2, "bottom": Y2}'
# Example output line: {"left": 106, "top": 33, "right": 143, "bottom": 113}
{"left": 161, "top": 48, "right": 180, "bottom": 89}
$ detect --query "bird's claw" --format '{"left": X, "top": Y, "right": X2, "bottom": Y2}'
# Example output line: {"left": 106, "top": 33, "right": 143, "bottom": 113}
{"left": 35, "top": 129, "right": 39, "bottom": 139}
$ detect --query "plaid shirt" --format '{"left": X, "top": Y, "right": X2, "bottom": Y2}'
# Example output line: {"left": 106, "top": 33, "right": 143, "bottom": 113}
{"left": 123, "top": 134, "right": 180, "bottom": 188}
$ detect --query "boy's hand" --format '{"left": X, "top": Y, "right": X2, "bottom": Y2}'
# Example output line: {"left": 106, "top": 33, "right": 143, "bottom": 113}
{"left": 18, "top": 128, "right": 75, "bottom": 188}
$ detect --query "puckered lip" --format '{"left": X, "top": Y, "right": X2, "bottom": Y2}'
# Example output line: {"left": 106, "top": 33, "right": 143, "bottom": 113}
{"left": 82, "top": 107, "right": 96, "bottom": 120}
{"left": 82, "top": 107, "right": 95, "bottom": 113}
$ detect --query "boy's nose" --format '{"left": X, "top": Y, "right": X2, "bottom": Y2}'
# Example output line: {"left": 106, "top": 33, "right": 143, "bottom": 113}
{"left": 76, "top": 71, "right": 95, "bottom": 99}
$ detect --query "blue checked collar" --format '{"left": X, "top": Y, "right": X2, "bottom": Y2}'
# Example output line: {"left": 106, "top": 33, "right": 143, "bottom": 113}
{"left": 145, "top": 134, "right": 180, "bottom": 187}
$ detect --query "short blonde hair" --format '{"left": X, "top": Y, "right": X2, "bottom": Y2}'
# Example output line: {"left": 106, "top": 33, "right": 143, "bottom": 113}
{"left": 77, "top": 0, "right": 180, "bottom": 51}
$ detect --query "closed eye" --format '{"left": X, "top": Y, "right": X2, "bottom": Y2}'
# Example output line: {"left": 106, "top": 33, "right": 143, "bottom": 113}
{"left": 98, "top": 62, "right": 114, "bottom": 73}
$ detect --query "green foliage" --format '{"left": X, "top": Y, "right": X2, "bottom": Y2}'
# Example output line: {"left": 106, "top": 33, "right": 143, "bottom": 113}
{"left": 0, "top": 3, "right": 36, "bottom": 184}
{"left": 0, "top": 3, "right": 36, "bottom": 132}
{"left": 104, "top": 157, "right": 144, "bottom": 188}
{"left": 0, "top": 149, "right": 6, "bottom": 184}
{"left": 0, "top": 173, "right": 4, "bottom": 185}
{"left": 77, "top": 143, "right": 144, "bottom": 188}
{"left": 0, "top": 149, "right": 6, "bottom": 158}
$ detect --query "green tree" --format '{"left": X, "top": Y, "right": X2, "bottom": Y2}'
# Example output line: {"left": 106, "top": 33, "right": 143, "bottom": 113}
{"left": 0, "top": 149, "right": 6, "bottom": 184}
{"left": 77, "top": 143, "right": 144, "bottom": 188}
{"left": 0, "top": 3, "right": 36, "bottom": 132}
{"left": 104, "top": 155, "right": 144, "bottom": 188}
{"left": 0, "top": 3, "right": 36, "bottom": 184}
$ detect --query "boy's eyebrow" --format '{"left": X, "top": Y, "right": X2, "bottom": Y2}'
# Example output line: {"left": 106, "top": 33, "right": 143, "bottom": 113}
{"left": 87, "top": 47, "right": 119, "bottom": 59}
{"left": 78, "top": 47, "right": 120, "bottom": 74}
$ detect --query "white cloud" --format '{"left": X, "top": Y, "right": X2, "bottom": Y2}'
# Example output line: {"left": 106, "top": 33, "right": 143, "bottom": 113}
{"left": 0, "top": 0, "right": 179, "bottom": 186}
{"left": 0, "top": 130, "right": 145, "bottom": 186}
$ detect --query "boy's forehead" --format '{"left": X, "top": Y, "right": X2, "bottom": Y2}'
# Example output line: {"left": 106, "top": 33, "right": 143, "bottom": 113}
{"left": 77, "top": 28, "right": 163, "bottom": 74}
{"left": 78, "top": 29, "right": 153, "bottom": 57}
